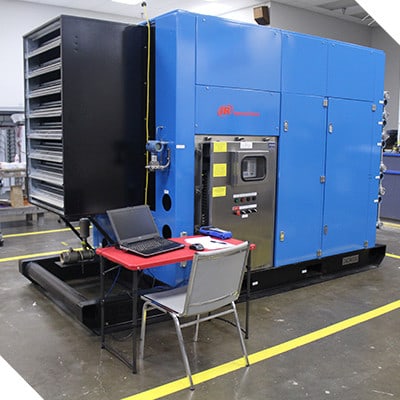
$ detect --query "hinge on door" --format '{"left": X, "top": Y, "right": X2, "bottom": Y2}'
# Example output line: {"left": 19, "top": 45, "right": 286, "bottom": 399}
{"left": 323, "top": 225, "right": 328, "bottom": 235}
{"left": 320, "top": 176, "right": 326, "bottom": 183}
{"left": 328, "top": 123, "right": 334, "bottom": 134}
{"left": 317, "top": 249, "right": 322, "bottom": 257}
{"left": 364, "top": 240, "right": 369, "bottom": 248}
{"left": 323, "top": 98, "right": 328, "bottom": 108}
{"left": 279, "top": 231, "right": 285, "bottom": 242}
{"left": 283, "top": 121, "right": 289, "bottom": 132}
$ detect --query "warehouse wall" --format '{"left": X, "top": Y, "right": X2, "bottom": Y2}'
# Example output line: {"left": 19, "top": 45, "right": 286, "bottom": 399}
{"left": 0, "top": 0, "right": 139, "bottom": 110}
{"left": 224, "top": 1, "right": 372, "bottom": 45}
{"left": 371, "top": 27, "right": 400, "bottom": 131}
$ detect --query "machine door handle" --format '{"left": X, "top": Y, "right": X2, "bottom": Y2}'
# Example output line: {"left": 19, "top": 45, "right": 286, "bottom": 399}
{"left": 283, "top": 121, "right": 289, "bottom": 132}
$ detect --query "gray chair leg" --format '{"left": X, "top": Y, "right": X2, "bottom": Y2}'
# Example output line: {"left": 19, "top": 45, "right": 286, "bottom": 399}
{"left": 139, "top": 301, "right": 150, "bottom": 359}
{"left": 194, "top": 314, "right": 200, "bottom": 342}
{"left": 232, "top": 302, "right": 250, "bottom": 367}
{"left": 171, "top": 313, "right": 195, "bottom": 390}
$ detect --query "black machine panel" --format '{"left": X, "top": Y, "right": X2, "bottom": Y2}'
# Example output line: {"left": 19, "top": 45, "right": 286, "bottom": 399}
{"left": 24, "top": 16, "right": 150, "bottom": 220}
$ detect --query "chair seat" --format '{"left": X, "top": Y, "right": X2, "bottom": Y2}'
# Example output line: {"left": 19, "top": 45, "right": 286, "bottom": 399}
{"left": 143, "top": 286, "right": 188, "bottom": 315}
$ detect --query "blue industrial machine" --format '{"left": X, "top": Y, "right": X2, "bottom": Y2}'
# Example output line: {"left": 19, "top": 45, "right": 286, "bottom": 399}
{"left": 20, "top": 10, "right": 386, "bottom": 329}
{"left": 147, "top": 10, "right": 385, "bottom": 287}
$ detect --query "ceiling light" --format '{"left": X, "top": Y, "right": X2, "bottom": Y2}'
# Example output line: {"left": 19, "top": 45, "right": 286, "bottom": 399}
{"left": 112, "top": 0, "right": 141, "bottom": 5}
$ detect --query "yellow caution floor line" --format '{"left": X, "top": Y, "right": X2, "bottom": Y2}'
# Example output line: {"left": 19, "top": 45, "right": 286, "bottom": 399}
{"left": 382, "top": 221, "right": 400, "bottom": 229}
{"left": 0, "top": 248, "right": 82, "bottom": 263}
{"left": 386, "top": 252, "right": 400, "bottom": 259}
{"left": 2, "top": 226, "right": 82, "bottom": 238}
{"left": 122, "top": 299, "right": 400, "bottom": 400}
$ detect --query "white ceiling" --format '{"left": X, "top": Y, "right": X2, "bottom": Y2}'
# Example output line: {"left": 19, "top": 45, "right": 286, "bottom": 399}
{"left": 18, "top": 0, "right": 374, "bottom": 26}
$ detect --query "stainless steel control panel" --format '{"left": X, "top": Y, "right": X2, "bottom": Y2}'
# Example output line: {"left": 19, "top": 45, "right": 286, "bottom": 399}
{"left": 195, "top": 135, "right": 277, "bottom": 269}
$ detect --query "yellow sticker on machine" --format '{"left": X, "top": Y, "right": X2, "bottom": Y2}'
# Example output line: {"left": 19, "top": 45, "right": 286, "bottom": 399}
{"left": 212, "top": 186, "right": 227, "bottom": 197}
{"left": 213, "top": 142, "right": 227, "bottom": 153}
{"left": 213, "top": 163, "right": 227, "bottom": 177}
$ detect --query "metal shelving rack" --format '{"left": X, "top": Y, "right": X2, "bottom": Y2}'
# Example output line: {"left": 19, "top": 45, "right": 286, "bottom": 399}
{"left": 24, "top": 16, "right": 148, "bottom": 220}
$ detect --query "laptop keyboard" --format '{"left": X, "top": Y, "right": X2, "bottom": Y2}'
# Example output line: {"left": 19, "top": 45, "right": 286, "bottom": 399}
{"left": 123, "top": 237, "right": 183, "bottom": 256}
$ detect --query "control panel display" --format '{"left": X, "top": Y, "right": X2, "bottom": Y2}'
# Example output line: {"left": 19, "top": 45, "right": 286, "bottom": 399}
{"left": 242, "top": 156, "right": 266, "bottom": 181}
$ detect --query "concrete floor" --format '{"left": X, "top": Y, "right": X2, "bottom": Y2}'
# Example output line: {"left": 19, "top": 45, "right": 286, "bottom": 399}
{"left": 0, "top": 213, "right": 400, "bottom": 400}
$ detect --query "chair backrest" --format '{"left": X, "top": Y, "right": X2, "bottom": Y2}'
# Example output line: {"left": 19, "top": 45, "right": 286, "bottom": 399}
{"left": 182, "top": 241, "right": 249, "bottom": 316}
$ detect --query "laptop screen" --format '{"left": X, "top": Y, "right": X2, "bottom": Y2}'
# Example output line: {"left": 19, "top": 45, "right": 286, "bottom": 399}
{"left": 107, "top": 205, "right": 159, "bottom": 244}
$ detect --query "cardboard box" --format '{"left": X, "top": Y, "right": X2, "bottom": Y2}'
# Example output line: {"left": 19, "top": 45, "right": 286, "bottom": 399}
{"left": 10, "top": 186, "right": 24, "bottom": 208}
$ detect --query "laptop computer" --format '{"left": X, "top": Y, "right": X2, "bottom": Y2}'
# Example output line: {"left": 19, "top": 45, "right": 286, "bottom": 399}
{"left": 106, "top": 205, "right": 184, "bottom": 257}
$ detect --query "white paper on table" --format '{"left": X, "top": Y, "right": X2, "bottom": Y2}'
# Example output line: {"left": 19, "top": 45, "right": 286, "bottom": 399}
{"left": 185, "top": 236, "right": 234, "bottom": 250}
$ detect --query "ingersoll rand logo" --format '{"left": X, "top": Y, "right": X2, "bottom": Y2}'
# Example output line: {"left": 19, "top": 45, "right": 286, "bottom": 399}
{"left": 217, "top": 104, "right": 260, "bottom": 117}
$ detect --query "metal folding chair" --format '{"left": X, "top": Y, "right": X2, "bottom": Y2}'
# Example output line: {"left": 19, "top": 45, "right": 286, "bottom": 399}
{"left": 139, "top": 241, "right": 250, "bottom": 390}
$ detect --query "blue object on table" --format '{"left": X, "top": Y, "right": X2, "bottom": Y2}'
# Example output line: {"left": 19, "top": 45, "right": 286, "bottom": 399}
{"left": 199, "top": 226, "right": 232, "bottom": 240}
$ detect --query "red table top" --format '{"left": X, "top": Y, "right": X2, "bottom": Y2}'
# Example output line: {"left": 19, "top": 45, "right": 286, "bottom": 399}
{"left": 95, "top": 235, "right": 249, "bottom": 271}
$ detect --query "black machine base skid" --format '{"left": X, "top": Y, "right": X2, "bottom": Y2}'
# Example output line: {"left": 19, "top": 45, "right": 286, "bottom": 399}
{"left": 19, "top": 255, "right": 134, "bottom": 332}
{"left": 19, "top": 244, "right": 386, "bottom": 332}
{"left": 245, "top": 244, "right": 387, "bottom": 299}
